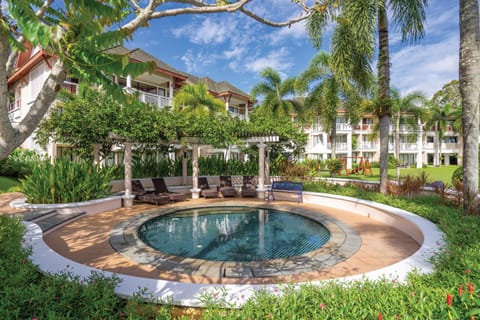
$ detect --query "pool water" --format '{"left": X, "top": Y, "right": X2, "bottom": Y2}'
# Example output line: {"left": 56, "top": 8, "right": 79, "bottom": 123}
{"left": 138, "top": 207, "right": 331, "bottom": 262}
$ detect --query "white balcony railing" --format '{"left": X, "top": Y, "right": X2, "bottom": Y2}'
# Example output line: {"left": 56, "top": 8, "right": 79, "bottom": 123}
{"left": 229, "top": 111, "right": 246, "bottom": 120}
{"left": 358, "top": 142, "right": 377, "bottom": 150}
{"left": 353, "top": 124, "right": 374, "bottom": 131}
{"left": 336, "top": 123, "right": 351, "bottom": 131}
{"left": 327, "top": 142, "right": 348, "bottom": 151}
{"left": 135, "top": 90, "right": 172, "bottom": 109}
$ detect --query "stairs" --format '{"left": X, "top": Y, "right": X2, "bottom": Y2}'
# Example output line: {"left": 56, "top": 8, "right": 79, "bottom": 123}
{"left": 17, "top": 209, "right": 86, "bottom": 233}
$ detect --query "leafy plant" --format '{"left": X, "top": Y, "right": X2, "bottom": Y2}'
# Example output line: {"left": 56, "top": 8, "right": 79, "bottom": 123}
{"left": 20, "top": 158, "right": 113, "bottom": 204}
{"left": 0, "top": 149, "right": 45, "bottom": 178}
{"left": 326, "top": 158, "right": 343, "bottom": 177}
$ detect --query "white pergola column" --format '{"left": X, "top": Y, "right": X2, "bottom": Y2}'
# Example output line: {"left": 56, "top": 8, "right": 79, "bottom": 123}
{"left": 190, "top": 143, "right": 201, "bottom": 199}
{"left": 123, "top": 142, "right": 135, "bottom": 207}
{"left": 265, "top": 147, "right": 270, "bottom": 185}
{"left": 93, "top": 144, "right": 101, "bottom": 166}
{"left": 49, "top": 141, "right": 57, "bottom": 164}
{"left": 126, "top": 75, "right": 132, "bottom": 87}
{"left": 182, "top": 148, "right": 188, "bottom": 185}
{"left": 257, "top": 142, "right": 268, "bottom": 199}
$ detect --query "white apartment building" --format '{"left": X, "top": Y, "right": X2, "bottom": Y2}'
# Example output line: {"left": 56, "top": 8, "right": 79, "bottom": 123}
{"left": 7, "top": 45, "right": 253, "bottom": 160}
{"left": 8, "top": 45, "right": 462, "bottom": 167}
{"left": 302, "top": 112, "right": 462, "bottom": 169}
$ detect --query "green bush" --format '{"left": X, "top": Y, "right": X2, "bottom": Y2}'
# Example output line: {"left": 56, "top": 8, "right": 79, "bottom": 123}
{"left": 0, "top": 149, "right": 45, "bottom": 178}
{"left": 452, "top": 166, "right": 463, "bottom": 185}
{"left": 326, "top": 158, "right": 343, "bottom": 176}
{"left": 20, "top": 158, "right": 113, "bottom": 204}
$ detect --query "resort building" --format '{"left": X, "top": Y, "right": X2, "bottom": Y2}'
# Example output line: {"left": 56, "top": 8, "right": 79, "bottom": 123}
{"left": 7, "top": 45, "right": 462, "bottom": 168}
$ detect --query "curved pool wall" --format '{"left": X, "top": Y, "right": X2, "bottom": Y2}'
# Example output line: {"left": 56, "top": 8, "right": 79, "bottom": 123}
{"left": 22, "top": 191, "right": 445, "bottom": 308}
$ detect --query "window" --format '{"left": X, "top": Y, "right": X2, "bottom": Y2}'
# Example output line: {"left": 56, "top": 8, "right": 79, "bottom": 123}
{"left": 312, "top": 135, "right": 322, "bottom": 146}
{"left": 427, "top": 136, "right": 434, "bottom": 143}
{"left": 444, "top": 136, "right": 458, "bottom": 144}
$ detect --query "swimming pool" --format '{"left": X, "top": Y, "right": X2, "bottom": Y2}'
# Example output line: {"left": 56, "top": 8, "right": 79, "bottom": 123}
{"left": 138, "top": 207, "right": 331, "bottom": 261}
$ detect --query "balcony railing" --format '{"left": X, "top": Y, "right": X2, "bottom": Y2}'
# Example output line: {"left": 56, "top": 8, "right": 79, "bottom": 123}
{"left": 126, "top": 88, "right": 172, "bottom": 109}
{"left": 327, "top": 142, "right": 348, "bottom": 151}
{"left": 229, "top": 111, "right": 246, "bottom": 120}
{"left": 336, "top": 123, "right": 351, "bottom": 131}
{"left": 353, "top": 124, "right": 374, "bottom": 131}
{"left": 358, "top": 142, "right": 377, "bottom": 150}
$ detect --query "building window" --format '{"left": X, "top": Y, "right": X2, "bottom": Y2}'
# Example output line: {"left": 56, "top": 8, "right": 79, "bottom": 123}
{"left": 312, "top": 135, "right": 322, "bottom": 146}
{"left": 427, "top": 136, "right": 434, "bottom": 143}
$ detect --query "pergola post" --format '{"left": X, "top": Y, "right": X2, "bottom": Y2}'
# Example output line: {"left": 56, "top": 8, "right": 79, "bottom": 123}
{"left": 190, "top": 143, "right": 201, "bottom": 199}
{"left": 257, "top": 142, "right": 268, "bottom": 199}
{"left": 123, "top": 142, "right": 135, "bottom": 207}
{"left": 182, "top": 148, "right": 188, "bottom": 185}
{"left": 93, "top": 144, "right": 101, "bottom": 166}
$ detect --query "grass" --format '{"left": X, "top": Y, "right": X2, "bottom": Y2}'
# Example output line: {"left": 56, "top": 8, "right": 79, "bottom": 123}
{"left": 0, "top": 176, "right": 20, "bottom": 193}
{"left": 314, "top": 165, "right": 460, "bottom": 184}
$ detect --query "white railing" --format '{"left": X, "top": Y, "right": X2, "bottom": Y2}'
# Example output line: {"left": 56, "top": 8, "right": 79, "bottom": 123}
{"left": 229, "top": 111, "right": 246, "bottom": 120}
{"left": 327, "top": 142, "right": 348, "bottom": 151}
{"left": 400, "top": 143, "right": 418, "bottom": 151}
{"left": 358, "top": 142, "right": 377, "bottom": 150}
{"left": 336, "top": 123, "right": 351, "bottom": 131}
{"left": 136, "top": 91, "right": 172, "bottom": 109}
{"left": 353, "top": 124, "right": 374, "bottom": 131}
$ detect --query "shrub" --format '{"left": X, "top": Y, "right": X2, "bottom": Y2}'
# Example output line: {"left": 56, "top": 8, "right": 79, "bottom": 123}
{"left": 452, "top": 166, "right": 463, "bottom": 185}
{"left": 326, "top": 159, "right": 343, "bottom": 177}
{"left": 20, "top": 158, "right": 113, "bottom": 204}
{"left": 0, "top": 149, "right": 45, "bottom": 178}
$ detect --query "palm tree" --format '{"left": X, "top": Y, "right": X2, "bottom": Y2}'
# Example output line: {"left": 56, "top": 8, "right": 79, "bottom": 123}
{"left": 390, "top": 89, "right": 426, "bottom": 180}
{"left": 426, "top": 101, "right": 460, "bottom": 168}
{"left": 308, "top": 0, "right": 428, "bottom": 194}
{"left": 173, "top": 83, "right": 225, "bottom": 115}
{"left": 295, "top": 51, "right": 361, "bottom": 159}
{"left": 459, "top": 0, "right": 480, "bottom": 207}
{"left": 251, "top": 67, "right": 302, "bottom": 118}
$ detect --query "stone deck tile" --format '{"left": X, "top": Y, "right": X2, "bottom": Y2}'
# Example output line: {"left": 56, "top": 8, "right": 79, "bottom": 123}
{"left": 40, "top": 198, "right": 419, "bottom": 285}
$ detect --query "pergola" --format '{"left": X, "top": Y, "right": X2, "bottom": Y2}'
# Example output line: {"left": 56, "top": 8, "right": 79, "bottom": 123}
{"left": 103, "top": 133, "right": 280, "bottom": 206}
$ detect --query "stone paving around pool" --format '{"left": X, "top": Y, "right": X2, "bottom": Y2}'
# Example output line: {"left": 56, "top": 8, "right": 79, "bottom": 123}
{"left": 1, "top": 192, "right": 445, "bottom": 307}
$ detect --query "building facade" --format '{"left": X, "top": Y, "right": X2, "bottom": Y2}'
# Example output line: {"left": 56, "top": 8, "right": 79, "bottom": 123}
{"left": 7, "top": 45, "right": 462, "bottom": 167}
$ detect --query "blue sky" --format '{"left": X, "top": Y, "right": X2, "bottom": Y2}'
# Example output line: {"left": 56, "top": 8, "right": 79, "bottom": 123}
{"left": 127, "top": 0, "right": 458, "bottom": 98}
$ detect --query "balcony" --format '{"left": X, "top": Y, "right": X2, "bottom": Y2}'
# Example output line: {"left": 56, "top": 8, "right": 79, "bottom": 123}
{"left": 327, "top": 142, "right": 348, "bottom": 151}
{"left": 127, "top": 88, "right": 172, "bottom": 109}
{"left": 353, "top": 124, "right": 374, "bottom": 131}
{"left": 336, "top": 123, "right": 351, "bottom": 131}
{"left": 358, "top": 142, "right": 377, "bottom": 150}
{"left": 229, "top": 111, "right": 246, "bottom": 120}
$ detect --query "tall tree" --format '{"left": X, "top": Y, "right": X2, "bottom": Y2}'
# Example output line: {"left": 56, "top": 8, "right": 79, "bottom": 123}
{"left": 1, "top": 0, "right": 330, "bottom": 161}
{"left": 251, "top": 67, "right": 302, "bottom": 118}
{"left": 295, "top": 51, "right": 361, "bottom": 159}
{"left": 308, "top": 0, "right": 429, "bottom": 193}
{"left": 391, "top": 89, "right": 426, "bottom": 180}
{"left": 173, "top": 83, "right": 225, "bottom": 115}
{"left": 459, "top": 0, "right": 480, "bottom": 208}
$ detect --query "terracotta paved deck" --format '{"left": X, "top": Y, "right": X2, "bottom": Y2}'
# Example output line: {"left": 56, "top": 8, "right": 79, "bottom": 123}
{"left": 0, "top": 193, "right": 420, "bottom": 285}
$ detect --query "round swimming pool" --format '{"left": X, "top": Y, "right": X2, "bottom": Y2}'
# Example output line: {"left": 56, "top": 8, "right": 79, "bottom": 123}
{"left": 138, "top": 207, "right": 331, "bottom": 261}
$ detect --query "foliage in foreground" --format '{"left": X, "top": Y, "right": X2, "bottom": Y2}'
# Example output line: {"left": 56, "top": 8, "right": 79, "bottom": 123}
{"left": 20, "top": 158, "right": 114, "bottom": 204}
{"left": 3, "top": 182, "right": 480, "bottom": 319}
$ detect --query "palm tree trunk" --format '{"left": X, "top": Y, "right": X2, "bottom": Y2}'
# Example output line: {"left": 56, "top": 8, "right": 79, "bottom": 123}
{"left": 460, "top": 0, "right": 480, "bottom": 208}
{"left": 331, "top": 125, "right": 337, "bottom": 159}
{"left": 377, "top": 3, "right": 391, "bottom": 194}
{"left": 395, "top": 112, "right": 401, "bottom": 181}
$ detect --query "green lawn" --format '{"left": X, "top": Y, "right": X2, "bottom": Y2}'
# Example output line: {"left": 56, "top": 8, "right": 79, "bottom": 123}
{"left": 316, "top": 165, "right": 460, "bottom": 184}
{"left": 0, "top": 176, "right": 20, "bottom": 193}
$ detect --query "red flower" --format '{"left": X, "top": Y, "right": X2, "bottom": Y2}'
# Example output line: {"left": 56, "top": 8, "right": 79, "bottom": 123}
{"left": 319, "top": 303, "right": 326, "bottom": 310}
{"left": 465, "top": 269, "right": 472, "bottom": 274}
{"left": 446, "top": 294, "right": 453, "bottom": 306}
{"left": 377, "top": 314, "right": 383, "bottom": 320}
{"left": 468, "top": 283, "right": 474, "bottom": 294}
{"left": 459, "top": 285, "right": 464, "bottom": 296}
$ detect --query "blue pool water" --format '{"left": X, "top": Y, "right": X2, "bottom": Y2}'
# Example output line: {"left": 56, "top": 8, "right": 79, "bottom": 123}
{"left": 138, "top": 207, "right": 331, "bottom": 262}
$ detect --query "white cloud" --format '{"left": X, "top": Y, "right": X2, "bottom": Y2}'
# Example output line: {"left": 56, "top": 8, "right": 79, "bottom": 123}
{"left": 244, "top": 47, "right": 293, "bottom": 75}
{"left": 269, "top": 20, "right": 308, "bottom": 44}
{"left": 391, "top": 32, "right": 458, "bottom": 97}
{"left": 173, "top": 17, "right": 238, "bottom": 45}
{"left": 180, "top": 50, "right": 219, "bottom": 73}
{"left": 223, "top": 47, "right": 245, "bottom": 59}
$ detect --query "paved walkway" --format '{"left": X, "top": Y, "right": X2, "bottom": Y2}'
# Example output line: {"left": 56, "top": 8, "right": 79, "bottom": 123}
{"left": 3, "top": 196, "right": 419, "bottom": 285}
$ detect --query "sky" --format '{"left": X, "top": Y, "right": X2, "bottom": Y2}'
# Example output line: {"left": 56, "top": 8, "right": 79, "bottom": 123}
{"left": 126, "top": 0, "right": 459, "bottom": 99}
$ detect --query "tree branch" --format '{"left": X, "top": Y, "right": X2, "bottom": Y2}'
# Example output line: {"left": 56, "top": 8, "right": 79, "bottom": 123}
{"left": 6, "top": 0, "right": 54, "bottom": 75}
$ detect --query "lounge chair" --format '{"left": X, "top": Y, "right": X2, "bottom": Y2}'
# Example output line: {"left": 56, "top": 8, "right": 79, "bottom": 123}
{"left": 198, "top": 177, "right": 219, "bottom": 198}
{"left": 241, "top": 176, "right": 258, "bottom": 198}
{"left": 219, "top": 175, "right": 236, "bottom": 197}
{"left": 131, "top": 180, "right": 169, "bottom": 205}
{"left": 152, "top": 177, "right": 187, "bottom": 202}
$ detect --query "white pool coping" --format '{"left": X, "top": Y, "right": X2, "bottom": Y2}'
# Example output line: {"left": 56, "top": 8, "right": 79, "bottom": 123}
{"left": 22, "top": 192, "right": 445, "bottom": 308}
